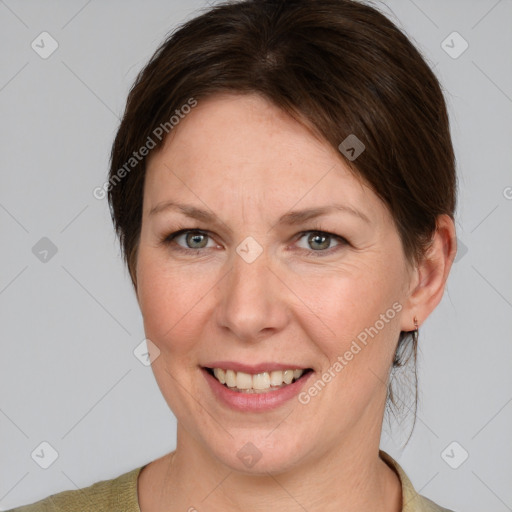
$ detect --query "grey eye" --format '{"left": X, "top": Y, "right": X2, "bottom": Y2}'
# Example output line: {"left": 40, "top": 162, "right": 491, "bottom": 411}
{"left": 297, "top": 232, "right": 337, "bottom": 251}
{"left": 311, "top": 233, "right": 330, "bottom": 250}
{"left": 183, "top": 232, "right": 209, "bottom": 249}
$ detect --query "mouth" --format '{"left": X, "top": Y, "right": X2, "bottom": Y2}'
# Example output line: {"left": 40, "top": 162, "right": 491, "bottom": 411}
{"left": 203, "top": 366, "right": 314, "bottom": 394}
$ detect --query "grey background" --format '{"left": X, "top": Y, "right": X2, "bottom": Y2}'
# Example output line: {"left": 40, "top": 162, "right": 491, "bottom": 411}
{"left": 1, "top": 1, "right": 511, "bottom": 510}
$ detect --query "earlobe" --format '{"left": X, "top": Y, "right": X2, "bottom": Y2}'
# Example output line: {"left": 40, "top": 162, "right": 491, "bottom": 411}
{"left": 401, "top": 214, "right": 457, "bottom": 331}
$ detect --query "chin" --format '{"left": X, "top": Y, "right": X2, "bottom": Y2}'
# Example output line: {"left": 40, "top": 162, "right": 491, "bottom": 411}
{"left": 202, "top": 428, "right": 315, "bottom": 475}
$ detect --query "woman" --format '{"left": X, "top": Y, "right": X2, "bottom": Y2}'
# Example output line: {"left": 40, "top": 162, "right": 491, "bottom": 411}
{"left": 9, "top": 0, "right": 458, "bottom": 510}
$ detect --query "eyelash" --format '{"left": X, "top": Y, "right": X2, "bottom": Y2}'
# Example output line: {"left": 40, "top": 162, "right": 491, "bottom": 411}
{"left": 159, "top": 223, "right": 349, "bottom": 258}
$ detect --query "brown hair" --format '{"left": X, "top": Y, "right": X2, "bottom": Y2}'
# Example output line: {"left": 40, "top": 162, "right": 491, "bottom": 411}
{"left": 108, "top": 0, "right": 457, "bottom": 424}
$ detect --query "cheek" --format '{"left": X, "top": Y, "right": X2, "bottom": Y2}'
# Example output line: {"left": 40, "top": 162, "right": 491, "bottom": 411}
{"left": 136, "top": 249, "right": 211, "bottom": 358}
{"left": 296, "top": 264, "right": 403, "bottom": 378}
{"left": 299, "top": 261, "right": 401, "bottom": 332}
{"left": 294, "top": 274, "right": 402, "bottom": 425}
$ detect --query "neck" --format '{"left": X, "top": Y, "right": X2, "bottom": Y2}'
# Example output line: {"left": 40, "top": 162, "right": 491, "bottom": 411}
{"left": 147, "top": 428, "right": 402, "bottom": 512}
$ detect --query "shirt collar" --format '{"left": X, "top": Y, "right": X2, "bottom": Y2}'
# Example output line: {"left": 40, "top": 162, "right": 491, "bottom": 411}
{"left": 379, "top": 450, "right": 436, "bottom": 512}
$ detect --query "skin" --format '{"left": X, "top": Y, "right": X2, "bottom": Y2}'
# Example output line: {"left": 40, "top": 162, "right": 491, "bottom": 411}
{"left": 134, "top": 93, "right": 456, "bottom": 511}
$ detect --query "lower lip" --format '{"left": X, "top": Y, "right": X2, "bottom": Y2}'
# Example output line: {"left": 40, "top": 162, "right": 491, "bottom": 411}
{"left": 202, "top": 367, "right": 313, "bottom": 412}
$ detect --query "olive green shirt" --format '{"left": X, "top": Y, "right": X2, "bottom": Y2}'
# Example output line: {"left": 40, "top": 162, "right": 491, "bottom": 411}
{"left": 6, "top": 450, "right": 455, "bottom": 511}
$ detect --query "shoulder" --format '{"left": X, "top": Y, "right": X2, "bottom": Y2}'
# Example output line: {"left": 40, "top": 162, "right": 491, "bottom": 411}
{"left": 379, "top": 450, "right": 457, "bottom": 512}
{"left": 418, "top": 495, "right": 456, "bottom": 511}
{"left": 5, "top": 465, "right": 145, "bottom": 512}
{"left": 406, "top": 493, "right": 456, "bottom": 512}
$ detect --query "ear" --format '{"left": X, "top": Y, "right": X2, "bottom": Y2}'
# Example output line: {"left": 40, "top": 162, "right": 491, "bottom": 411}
{"left": 400, "top": 214, "right": 457, "bottom": 331}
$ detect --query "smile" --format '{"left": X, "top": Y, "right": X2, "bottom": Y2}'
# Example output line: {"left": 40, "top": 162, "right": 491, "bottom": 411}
{"left": 206, "top": 367, "right": 311, "bottom": 393}
{"left": 201, "top": 365, "right": 314, "bottom": 412}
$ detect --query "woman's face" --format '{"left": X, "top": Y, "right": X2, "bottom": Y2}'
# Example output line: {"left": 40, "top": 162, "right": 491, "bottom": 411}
{"left": 136, "top": 93, "right": 414, "bottom": 473}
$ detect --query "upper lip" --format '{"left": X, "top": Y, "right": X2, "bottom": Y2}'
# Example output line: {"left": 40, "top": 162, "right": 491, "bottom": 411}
{"left": 202, "top": 361, "right": 311, "bottom": 374}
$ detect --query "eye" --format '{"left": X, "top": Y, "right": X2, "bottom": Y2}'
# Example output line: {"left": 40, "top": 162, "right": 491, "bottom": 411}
{"left": 160, "top": 227, "right": 348, "bottom": 257}
{"left": 162, "top": 229, "right": 218, "bottom": 252}
{"left": 294, "top": 230, "right": 347, "bottom": 255}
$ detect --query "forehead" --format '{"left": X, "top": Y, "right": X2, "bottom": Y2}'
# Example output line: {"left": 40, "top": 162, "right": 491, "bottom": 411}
{"left": 150, "top": 94, "right": 335, "bottom": 171}
{"left": 144, "top": 93, "right": 379, "bottom": 222}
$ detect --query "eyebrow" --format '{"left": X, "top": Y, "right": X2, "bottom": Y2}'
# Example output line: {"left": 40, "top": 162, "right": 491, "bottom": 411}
{"left": 278, "top": 204, "right": 370, "bottom": 225}
{"left": 149, "top": 201, "right": 226, "bottom": 227}
{"left": 149, "top": 201, "right": 370, "bottom": 227}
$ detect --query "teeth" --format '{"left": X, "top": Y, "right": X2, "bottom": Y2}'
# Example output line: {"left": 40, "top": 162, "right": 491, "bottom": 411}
{"left": 225, "top": 369, "right": 236, "bottom": 388}
{"left": 270, "top": 370, "right": 283, "bottom": 386}
{"left": 210, "top": 368, "right": 306, "bottom": 392}
{"left": 253, "top": 372, "right": 270, "bottom": 390}
{"left": 236, "top": 371, "right": 252, "bottom": 389}
{"left": 213, "top": 368, "right": 226, "bottom": 384}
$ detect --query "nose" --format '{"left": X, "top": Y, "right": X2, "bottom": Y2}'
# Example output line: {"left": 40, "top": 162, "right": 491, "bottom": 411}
{"left": 215, "top": 246, "right": 290, "bottom": 343}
